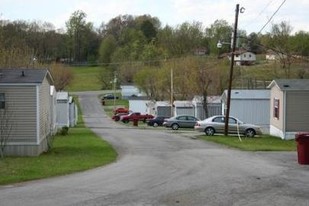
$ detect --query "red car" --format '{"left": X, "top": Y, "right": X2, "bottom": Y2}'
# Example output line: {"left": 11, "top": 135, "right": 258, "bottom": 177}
{"left": 121, "top": 112, "right": 154, "bottom": 123}
{"left": 113, "top": 107, "right": 129, "bottom": 115}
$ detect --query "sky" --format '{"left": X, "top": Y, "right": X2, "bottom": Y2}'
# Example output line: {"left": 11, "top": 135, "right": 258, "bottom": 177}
{"left": 0, "top": 0, "right": 308, "bottom": 34}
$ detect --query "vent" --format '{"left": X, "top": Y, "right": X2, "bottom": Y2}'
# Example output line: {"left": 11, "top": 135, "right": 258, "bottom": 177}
{"left": 21, "top": 71, "right": 25, "bottom": 77}
{"left": 283, "top": 84, "right": 290, "bottom": 88}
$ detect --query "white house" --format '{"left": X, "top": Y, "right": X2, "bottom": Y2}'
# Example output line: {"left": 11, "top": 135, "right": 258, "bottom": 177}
{"left": 229, "top": 50, "right": 256, "bottom": 66}
{"left": 120, "top": 85, "right": 144, "bottom": 99}
{"left": 221, "top": 89, "right": 270, "bottom": 133}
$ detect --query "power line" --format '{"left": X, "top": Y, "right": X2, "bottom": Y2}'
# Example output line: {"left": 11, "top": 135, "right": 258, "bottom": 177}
{"left": 257, "top": 0, "right": 287, "bottom": 34}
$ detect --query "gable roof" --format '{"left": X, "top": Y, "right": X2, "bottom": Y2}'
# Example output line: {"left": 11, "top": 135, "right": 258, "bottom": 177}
{"left": 0, "top": 68, "right": 53, "bottom": 84}
{"left": 268, "top": 79, "right": 309, "bottom": 91}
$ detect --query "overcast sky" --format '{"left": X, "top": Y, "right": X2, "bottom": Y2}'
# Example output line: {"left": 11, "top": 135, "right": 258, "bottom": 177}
{"left": 0, "top": 0, "right": 307, "bottom": 34}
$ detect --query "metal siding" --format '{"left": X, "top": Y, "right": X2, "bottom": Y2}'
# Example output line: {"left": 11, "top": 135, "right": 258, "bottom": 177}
{"left": 175, "top": 107, "right": 194, "bottom": 116}
{"left": 39, "top": 78, "right": 52, "bottom": 143}
{"left": 0, "top": 86, "right": 37, "bottom": 143}
{"left": 269, "top": 85, "right": 284, "bottom": 131}
{"left": 230, "top": 99, "right": 270, "bottom": 123}
{"left": 286, "top": 91, "right": 309, "bottom": 131}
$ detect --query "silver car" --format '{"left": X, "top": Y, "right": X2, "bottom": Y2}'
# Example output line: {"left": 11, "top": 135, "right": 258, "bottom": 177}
{"left": 163, "top": 115, "right": 200, "bottom": 130}
{"left": 194, "top": 115, "right": 262, "bottom": 137}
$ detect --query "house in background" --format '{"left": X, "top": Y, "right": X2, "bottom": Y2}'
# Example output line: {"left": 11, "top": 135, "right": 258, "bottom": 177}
{"left": 0, "top": 69, "right": 54, "bottom": 156}
{"left": 229, "top": 50, "right": 256, "bottom": 66}
{"left": 120, "top": 85, "right": 145, "bottom": 99}
{"left": 221, "top": 89, "right": 270, "bottom": 133}
{"left": 268, "top": 79, "right": 309, "bottom": 140}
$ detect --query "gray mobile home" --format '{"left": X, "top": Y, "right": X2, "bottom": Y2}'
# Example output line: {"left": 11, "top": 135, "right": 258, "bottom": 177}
{"left": 0, "top": 69, "right": 54, "bottom": 156}
{"left": 268, "top": 79, "right": 309, "bottom": 139}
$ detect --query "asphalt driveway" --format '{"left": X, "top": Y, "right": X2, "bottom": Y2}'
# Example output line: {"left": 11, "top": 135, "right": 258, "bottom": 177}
{"left": 0, "top": 91, "right": 308, "bottom": 206}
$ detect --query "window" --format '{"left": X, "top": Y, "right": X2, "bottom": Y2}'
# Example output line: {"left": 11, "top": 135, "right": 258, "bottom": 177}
{"left": 274, "top": 98, "right": 279, "bottom": 119}
{"left": 0, "top": 93, "right": 5, "bottom": 109}
{"left": 228, "top": 117, "right": 237, "bottom": 124}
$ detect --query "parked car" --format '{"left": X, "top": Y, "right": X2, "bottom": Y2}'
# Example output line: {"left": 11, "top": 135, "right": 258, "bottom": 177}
{"left": 103, "top": 93, "right": 119, "bottom": 100}
{"left": 194, "top": 115, "right": 262, "bottom": 137}
{"left": 112, "top": 112, "right": 130, "bottom": 121}
{"left": 113, "top": 107, "right": 129, "bottom": 115}
{"left": 163, "top": 115, "right": 200, "bottom": 130}
{"left": 146, "top": 116, "right": 168, "bottom": 127}
{"left": 121, "top": 112, "right": 154, "bottom": 123}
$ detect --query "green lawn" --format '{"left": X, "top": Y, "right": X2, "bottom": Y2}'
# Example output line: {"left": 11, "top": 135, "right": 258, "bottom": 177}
{"left": 66, "top": 66, "right": 103, "bottom": 92}
{"left": 200, "top": 135, "right": 297, "bottom": 151}
{"left": 0, "top": 95, "right": 117, "bottom": 186}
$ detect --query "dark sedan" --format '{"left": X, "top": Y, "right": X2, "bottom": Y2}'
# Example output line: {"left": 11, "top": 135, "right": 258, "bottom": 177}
{"left": 146, "top": 116, "right": 168, "bottom": 127}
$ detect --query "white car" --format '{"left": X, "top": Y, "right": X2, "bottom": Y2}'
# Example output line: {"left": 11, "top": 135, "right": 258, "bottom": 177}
{"left": 194, "top": 115, "right": 262, "bottom": 137}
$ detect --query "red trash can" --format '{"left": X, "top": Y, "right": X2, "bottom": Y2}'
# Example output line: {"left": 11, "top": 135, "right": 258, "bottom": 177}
{"left": 295, "top": 132, "right": 309, "bottom": 165}
{"left": 133, "top": 118, "right": 138, "bottom": 126}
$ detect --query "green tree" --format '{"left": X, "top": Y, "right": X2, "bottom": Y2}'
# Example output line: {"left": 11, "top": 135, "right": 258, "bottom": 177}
{"left": 98, "top": 35, "right": 117, "bottom": 64}
{"left": 65, "top": 10, "right": 94, "bottom": 63}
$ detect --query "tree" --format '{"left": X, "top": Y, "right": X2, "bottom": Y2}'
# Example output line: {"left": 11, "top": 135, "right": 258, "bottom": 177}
{"left": 205, "top": 19, "right": 232, "bottom": 55}
{"left": 49, "top": 63, "right": 73, "bottom": 90}
{"left": 66, "top": 10, "right": 94, "bottom": 63}
{"left": 98, "top": 35, "right": 117, "bottom": 64}
{"left": 267, "top": 21, "right": 294, "bottom": 78}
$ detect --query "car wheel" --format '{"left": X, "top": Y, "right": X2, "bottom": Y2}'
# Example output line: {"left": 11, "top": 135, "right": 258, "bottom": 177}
{"left": 153, "top": 122, "right": 159, "bottom": 127}
{"left": 205, "top": 127, "right": 215, "bottom": 136}
{"left": 115, "top": 117, "right": 120, "bottom": 121}
{"left": 122, "top": 120, "right": 129, "bottom": 124}
{"left": 171, "top": 124, "right": 179, "bottom": 130}
{"left": 245, "top": 129, "right": 256, "bottom": 137}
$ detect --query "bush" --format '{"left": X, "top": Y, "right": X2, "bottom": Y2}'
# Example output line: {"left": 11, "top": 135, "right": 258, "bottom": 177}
{"left": 59, "top": 126, "right": 69, "bottom": 136}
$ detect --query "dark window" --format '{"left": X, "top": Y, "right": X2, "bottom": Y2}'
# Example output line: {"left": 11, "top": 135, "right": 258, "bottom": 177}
{"left": 274, "top": 98, "right": 279, "bottom": 119}
{"left": 0, "top": 93, "right": 5, "bottom": 109}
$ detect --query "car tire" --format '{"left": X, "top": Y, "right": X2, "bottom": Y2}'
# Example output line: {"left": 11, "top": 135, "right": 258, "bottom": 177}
{"left": 205, "top": 127, "right": 215, "bottom": 136}
{"left": 153, "top": 122, "right": 158, "bottom": 127}
{"left": 115, "top": 117, "right": 120, "bottom": 121}
{"left": 171, "top": 124, "right": 179, "bottom": 130}
{"left": 122, "top": 120, "right": 129, "bottom": 124}
{"left": 245, "top": 129, "right": 256, "bottom": 137}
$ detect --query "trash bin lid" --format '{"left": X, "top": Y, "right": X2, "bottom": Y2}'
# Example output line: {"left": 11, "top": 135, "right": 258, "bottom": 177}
{"left": 295, "top": 132, "right": 309, "bottom": 141}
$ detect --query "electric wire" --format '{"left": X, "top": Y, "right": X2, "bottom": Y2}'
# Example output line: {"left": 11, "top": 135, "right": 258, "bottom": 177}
{"left": 257, "top": 0, "right": 287, "bottom": 35}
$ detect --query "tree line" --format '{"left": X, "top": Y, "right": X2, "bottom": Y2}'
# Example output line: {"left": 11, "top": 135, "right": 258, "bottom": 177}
{"left": 1, "top": 10, "right": 309, "bottom": 102}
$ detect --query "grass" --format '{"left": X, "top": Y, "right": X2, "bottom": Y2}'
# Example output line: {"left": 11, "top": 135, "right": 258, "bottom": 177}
{"left": 200, "top": 134, "right": 297, "bottom": 151}
{"left": 0, "top": 95, "right": 117, "bottom": 186}
{"left": 0, "top": 128, "right": 117, "bottom": 185}
{"left": 66, "top": 66, "right": 103, "bottom": 92}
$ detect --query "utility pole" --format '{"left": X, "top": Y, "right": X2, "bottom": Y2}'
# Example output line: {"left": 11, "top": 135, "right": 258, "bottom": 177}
{"left": 224, "top": 4, "right": 240, "bottom": 136}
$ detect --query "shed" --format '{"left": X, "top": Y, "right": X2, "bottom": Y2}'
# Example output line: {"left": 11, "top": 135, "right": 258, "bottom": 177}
{"left": 146, "top": 101, "right": 172, "bottom": 117}
{"left": 56, "top": 91, "right": 70, "bottom": 128}
{"left": 192, "top": 96, "right": 221, "bottom": 120}
{"left": 69, "top": 96, "right": 78, "bottom": 127}
{"left": 174, "top": 101, "right": 195, "bottom": 117}
{"left": 0, "top": 68, "right": 54, "bottom": 156}
{"left": 268, "top": 79, "right": 309, "bottom": 140}
{"left": 221, "top": 89, "right": 270, "bottom": 133}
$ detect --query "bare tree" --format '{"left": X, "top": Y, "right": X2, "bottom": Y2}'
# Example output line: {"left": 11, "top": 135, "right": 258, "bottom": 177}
{"left": 0, "top": 106, "right": 14, "bottom": 158}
